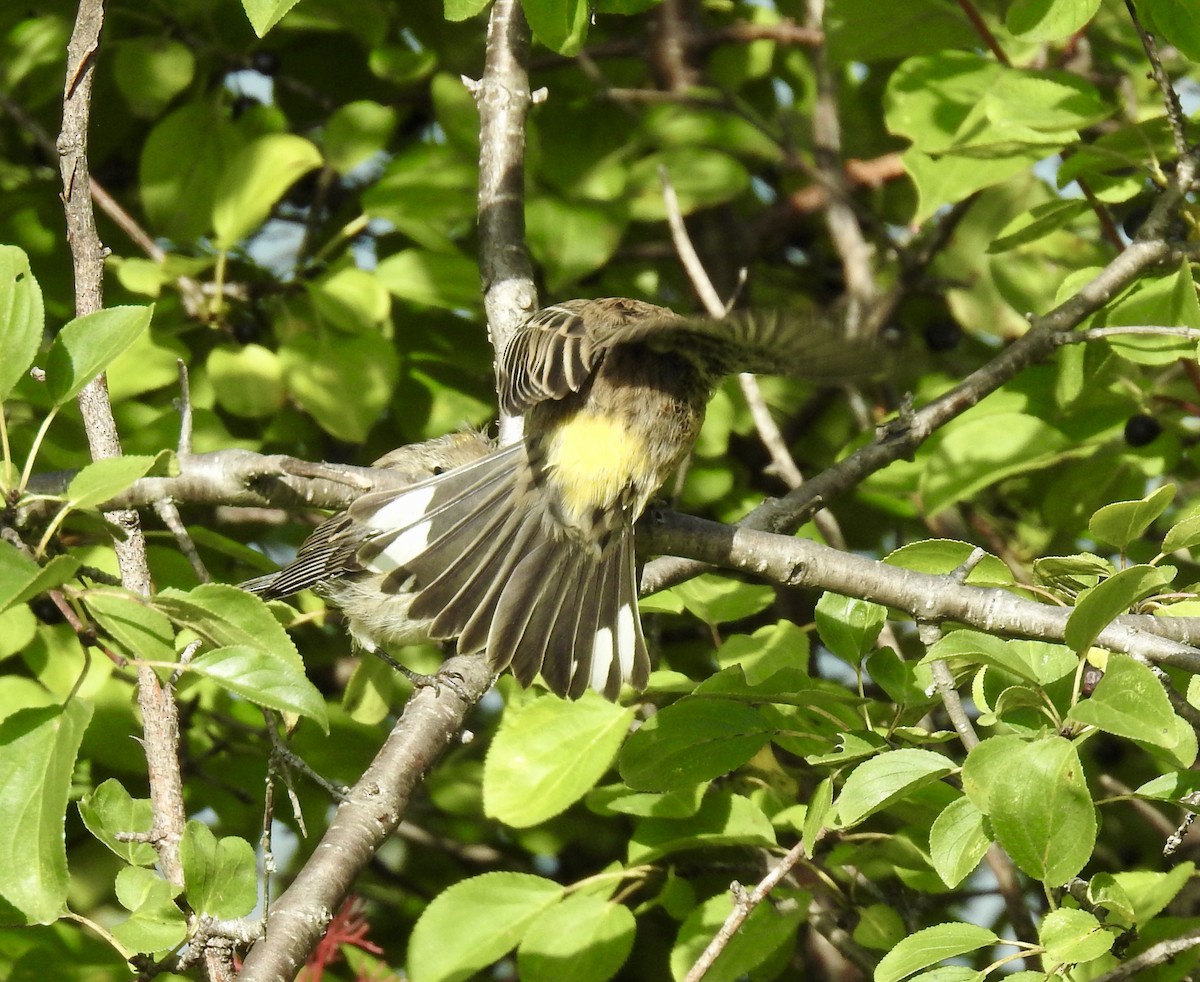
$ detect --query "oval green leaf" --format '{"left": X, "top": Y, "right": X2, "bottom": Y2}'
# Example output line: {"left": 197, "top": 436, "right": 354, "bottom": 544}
{"left": 484, "top": 692, "right": 634, "bottom": 828}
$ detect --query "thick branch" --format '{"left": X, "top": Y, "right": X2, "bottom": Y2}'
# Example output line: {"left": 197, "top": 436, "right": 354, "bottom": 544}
{"left": 644, "top": 512, "right": 1200, "bottom": 672}
{"left": 641, "top": 170, "right": 1196, "bottom": 595}
{"left": 236, "top": 654, "right": 493, "bottom": 981}
{"left": 474, "top": 0, "right": 538, "bottom": 441}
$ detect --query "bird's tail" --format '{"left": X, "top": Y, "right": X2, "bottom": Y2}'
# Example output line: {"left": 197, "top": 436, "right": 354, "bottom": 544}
{"left": 351, "top": 444, "right": 649, "bottom": 699}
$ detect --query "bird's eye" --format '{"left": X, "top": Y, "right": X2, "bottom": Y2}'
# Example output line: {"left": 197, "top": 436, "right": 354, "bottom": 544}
{"left": 432, "top": 465, "right": 447, "bottom": 475}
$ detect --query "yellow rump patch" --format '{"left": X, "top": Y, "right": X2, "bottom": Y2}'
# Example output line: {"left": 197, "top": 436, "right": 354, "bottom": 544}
{"left": 545, "top": 413, "right": 647, "bottom": 524}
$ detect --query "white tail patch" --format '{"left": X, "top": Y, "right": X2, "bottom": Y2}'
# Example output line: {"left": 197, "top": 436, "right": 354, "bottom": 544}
{"left": 361, "top": 486, "right": 438, "bottom": 573}
{"left": 363, "top": 484, "right": 437, "bottom": 532}
{"left": 615, "top": 601, "right": 637, "bottom": 682}
{"left": 590, "top": 625, "right": 615, "bottom": 693}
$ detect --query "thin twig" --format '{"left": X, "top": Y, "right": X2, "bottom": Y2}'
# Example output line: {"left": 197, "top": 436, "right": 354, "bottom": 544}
{"left": 1124, "top": 0, "right": 1189, "bottom": 158}
{"left": 683, "top": 840, "right": 809, "bottom": 982}
{"left": 805, "top": 0, "right": 876, "bottom": 329}
{"left": 660, "top": 169, "right": 849, "bottom": 546}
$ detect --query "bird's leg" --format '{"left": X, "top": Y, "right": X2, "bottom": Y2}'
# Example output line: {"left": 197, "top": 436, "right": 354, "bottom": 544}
{"left": 364, "top": 646, "right": 468, "bottom": 700}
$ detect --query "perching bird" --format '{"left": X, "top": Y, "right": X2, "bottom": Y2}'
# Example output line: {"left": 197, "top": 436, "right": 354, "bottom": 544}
{"left": 241, "top": 430, "right": 493, "bottom": 671}
{"left": 339, "top": 297, "right": 883, "bottom": 700}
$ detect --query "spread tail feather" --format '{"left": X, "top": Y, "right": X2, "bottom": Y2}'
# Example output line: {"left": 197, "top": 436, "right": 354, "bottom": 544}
{"left": 353, "top": 443, "right": 650, "bottom": 699}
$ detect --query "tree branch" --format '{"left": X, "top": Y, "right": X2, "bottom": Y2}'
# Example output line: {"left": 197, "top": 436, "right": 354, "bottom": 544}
{"left": 58, "top": 0, "right": 187, "bottom": 888}
{"left": 473, "top": 0, "right": 538, "bottom": 443}
{"left": 235, "top": 654, "right": 493, "bottom": 981}
{"left": 645, "top": 511, "right": 1200, "bottom": 672}
{"left": 641, "top": 156, "right": 1198, "bottom": 596}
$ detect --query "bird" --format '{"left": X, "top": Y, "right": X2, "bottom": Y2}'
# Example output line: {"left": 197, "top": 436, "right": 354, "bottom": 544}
{"left": 337, "top": 297, "right": 884, "bottom": 701}
{"left": 241, "top": 430, "right": 494, "bottom": 680}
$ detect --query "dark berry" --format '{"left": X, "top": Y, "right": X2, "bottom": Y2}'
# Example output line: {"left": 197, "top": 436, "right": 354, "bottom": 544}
{"left": 1123, "top": 414, "right": 1161, "bottom": 447}
{"left": 922, "top": 320, "right": 962, "bottom": 352}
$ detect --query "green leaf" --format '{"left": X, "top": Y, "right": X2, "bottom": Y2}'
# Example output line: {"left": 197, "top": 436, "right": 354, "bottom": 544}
{"left": 445, "top": 0, "right": 492, "bottom": 21}
{"left": 517, "top": 894, "right": 635, "bottom": 982}
{"left": 1162, "top": 514, "right": 1200, "bottom": 554}
{"left": 961, "top": 735, "right": 1025, "bottom": 813}
{"left": 1038, "top": 907, "right": 1113, "bottom": 966}
{"left": 408, "top": 872, "right": 563, "bottom": 982}
{"left": 670, "top": 888, "right": 805, "bottom": 982}
{"left": 815, "top": 592, "right": 887, "bottom": 662}
{"left": 362, "top": 145, "right": 477, "bottom": 252}
{"left": 826, "top": 0, "right": 976, "bottom": 61}
{"left": 627, "top": 148, "right": 750, "bottom": 221}
{"left": 1108, "top": 863, "right": 1194, "bottom": 926}
{"left": 0, "top": 245, "right": 44, "bottom": 401}
{"left": 921, "top": 413, "right": 1071, "bottom": 515}
{"left": 279, "top": 329, "right": 398, "bottom": 442}
{"left": 628, "top": 792, "right": 776, "bottom": 864}
{"left": 212, "top": 134, "right": 323, "bottom": 249}
{"left": 1088, "top": 484, "right": 1175, "bottom": 549}
{"left": 207, "top": 344, "right": 285, "bottom": 419}
{"left": 0, "top": 541, "right": 50, "bottom": 614}
{"left": 0, "top": 701, "right": 93, "bottom": 925}
{"left": 526, "top": 196, "right": 626, "bottom": 292}
{"left": 484, "top": 692, "right": 634, "bottom": 828}
{"left": 78, "top": 779, "right": 157, "bottom": 866}
{"left": 834, "top": 749, "right": 955, "bottom": 828}
{"left": 151, "top": 583, "right": 303, "bottom": 672}
{"left": 113, "top": 38, "right": 195, "bottom": 117}
{"left": 241, "top": 0, "right": 304, "bottom": 37}
{"left": 619, "top": 698, "right": 772, "bottom": 792}
{"left": 866, "top": 647, "right": 935, "bottom": 706}
{"left": 1138, "top": 0, "right": 1200, "bottom": 61}
{"left": 140, "top": 103, "right": 244, "bottom": 242}
{"left": 180, "top": 821, "right": 257, "bottom": 919}
{"left": 923, "top": 631, "right": 1076, "bottom": 687}
{"left": 1064, "top": 564, "right": 1175, "bottom": 652}
{"left": 874, "top": 922, "right": 1000, "bottom": 982}
{"left": 0, "top": 550, "right": 81, "bottom": 615}
{"left": 522, "top": 0, "right": 589, "bottom": 54}
{"left": 323, "top": 100, "right": 398, "bottom": 175}
{"left": 853, "top": 904, "right": 907, "bottom": 952}
{"left": 66, "top": 454, "right": 162, "bottom": 510}
{"left": 375, "top": 248, "right": 481, "bottom": 311}
{"left": 988, "top": 198, "right": 1092, "bottom": 253}
{"left": 186, "top": 645, "right": 328, "bottom": 731}
{"left": 987, "top": 735, "right": 1095, "bottom": 884}
{"left": 671, "top": 573, "right": 774, "bottom": 627}
{"left": 111, "top": 866, "right": 187, "bottom": 954}
{"left": 1087, "top": 872, "right": 1137, "bottom": 930}
{"left": 1007, "top": 0, "right": 1101, "bottom": 41}
{"left": 45, "top": 306, "right": 154, "bottom": 405}
{"left": 1098, "top": 265, "right": 1200, "bottom": 366}
{"left": 803, "top": 776, "right": 834, "bottom": 850}
{"left": 886, "top": 540, "right": 1013, "bottom": 584}
{"left": 929, "top": 796, "right": 991, "bottom": 888}
{"left": 1066, "top": 655, "right": 1180, "bottom": 748}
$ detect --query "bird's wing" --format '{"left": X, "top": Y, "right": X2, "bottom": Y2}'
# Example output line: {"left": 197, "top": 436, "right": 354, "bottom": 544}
{"left": 601, "top": 307, "right": 890, "bottom": 381}
{"left": 497, "top": 298, "right": 680, "bottom": 415}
